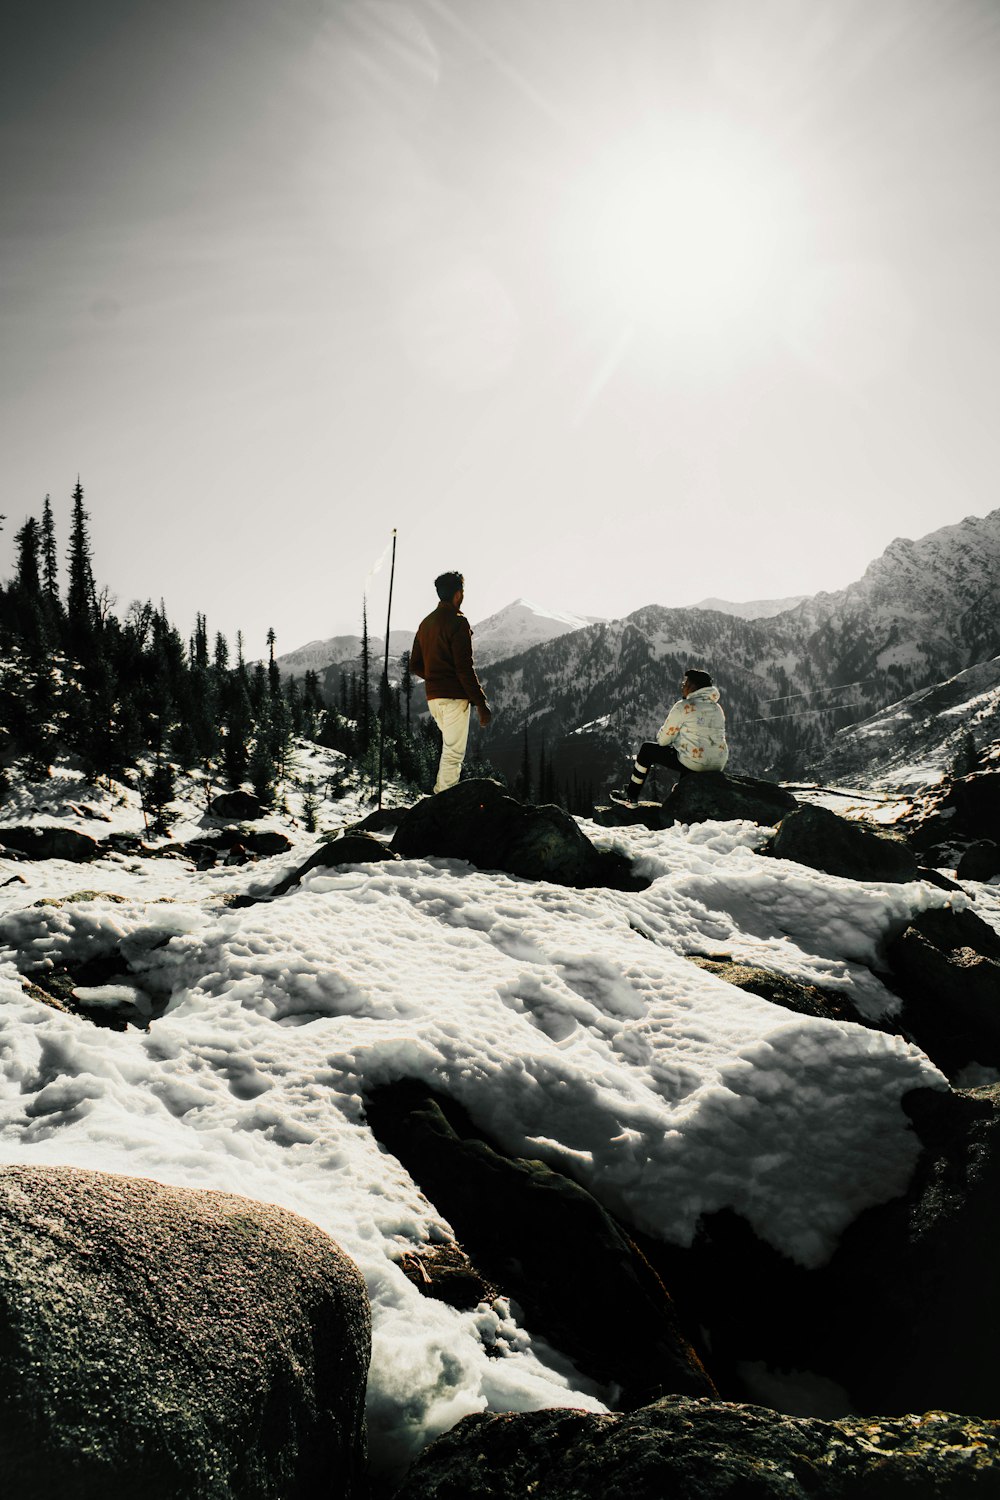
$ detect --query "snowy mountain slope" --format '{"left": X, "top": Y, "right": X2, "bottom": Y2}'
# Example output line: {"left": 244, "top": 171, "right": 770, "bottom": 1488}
{"left": 0, "top": 760, "right": 971, "bottom": 1483}
{"left": 481, "top": 507, "right": 1000, "bottom": 785}
{"left": 276, "top": 631, "right": 413, "bottom": 676}
{"left": 688, "top": 595, "right": 808, "bottom": 620}
{"left": 805, "top": 656, "right": 1000, "bottom": 791}
{"left": 471, "top": 599, "right": 602, "bottom": 666}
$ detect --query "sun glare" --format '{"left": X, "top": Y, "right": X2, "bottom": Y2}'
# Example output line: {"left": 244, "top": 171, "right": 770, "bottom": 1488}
{"left": 555, "top": 118, "right": 804, "bottom": 352}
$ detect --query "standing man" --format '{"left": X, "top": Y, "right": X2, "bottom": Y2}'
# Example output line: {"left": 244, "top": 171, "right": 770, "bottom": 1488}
{"left": 410, "top": 571, "right": 492, "bottom": 793}
{"left": 611, "top": 668, "right": 728, "bottom": 806}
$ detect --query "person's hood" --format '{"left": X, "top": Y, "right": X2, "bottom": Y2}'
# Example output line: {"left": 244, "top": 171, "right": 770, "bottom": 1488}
{"left": 687, "top": 686, "right": 721, "bottom": 704}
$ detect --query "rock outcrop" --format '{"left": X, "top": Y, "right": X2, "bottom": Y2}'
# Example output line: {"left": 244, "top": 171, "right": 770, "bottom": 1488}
{"left": 593, "top": 772, "right": 797, "bottom": 830}
{"left": 886, "top": 905, "right": 1000, "bottom": 1075}
{"left": 665, "top": 771, "right": 798, "bottom": 827}
{"left": 901, "top": 769, "right": 1000, "bottom": 864}
{"left": 365, "top": 1080, "right": 714, "bottom": 1407}
{"left": 957, "top": 839, "right": 1000, "bottom": 881}
{"left": 769, "top": 804, "right": 918, "bottom": 882}
{"left": 392, "top": 1397, "right": 1000, "bottom": 1499}
{"left": 687, "top": 956, "right": 897, "bottom": 1034}
{"left": 391, "top": 779, "right": 645, "bottom": 889}
{"left": 209, "top": 790, "right": 265, "bottom": 820}
{"left": 0, "top": 1166, "right": 370, "bottom": 1500}
{"left": 822, "top": 1083, "right": 1000, "bottom": 1420}
{"left": 0, "top": 825, "right": 99, "bottom": 862}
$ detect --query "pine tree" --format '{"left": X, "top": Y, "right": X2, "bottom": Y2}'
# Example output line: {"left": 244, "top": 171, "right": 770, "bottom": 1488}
{"left": 951, "top": 732, "right": 981, "bottom": 779}
{"left": 516, "top": 724, "right": 532, "bottom": 801}
{"left": 15, "top": 517, "right": 42, "bottom": 598}
{"left": 301, "top": 777, "right": 319, "bottom": 832}
{"left": 214, "top": 631, "right": 230, "bottom": 674}
{"left": 267, "top": 627, "right": 280, "bottom": 696}
{"left": 66, "top": 479, "right": 97, "bottom": 630}
{"left": 41, "top": 495, "right": 59, "bottom": 604}
{"left": 359, "top": 603, "right": 372, "bottom": 753}
{"left": 401, "top": 650, "right": 413, "bottom": 731}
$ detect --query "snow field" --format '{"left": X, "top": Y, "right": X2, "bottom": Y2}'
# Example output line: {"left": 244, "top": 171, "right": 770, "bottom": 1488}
{"left": 0, "top": 812, "right": 950, "bottom": 1475}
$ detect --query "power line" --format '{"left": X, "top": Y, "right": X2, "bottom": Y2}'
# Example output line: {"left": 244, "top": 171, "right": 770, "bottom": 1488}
{"left": 762, "top": 678, "right": 874, "bottom": 705}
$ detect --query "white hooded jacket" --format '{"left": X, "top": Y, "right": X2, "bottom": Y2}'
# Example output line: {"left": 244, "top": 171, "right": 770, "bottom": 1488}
{"left": 656, "top": 685, "right": 729, "bottom": 771}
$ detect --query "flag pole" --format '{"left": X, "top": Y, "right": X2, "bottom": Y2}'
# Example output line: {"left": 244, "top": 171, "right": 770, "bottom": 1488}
{"left": 376, "top": 529, "right": 397, "bottom": 810}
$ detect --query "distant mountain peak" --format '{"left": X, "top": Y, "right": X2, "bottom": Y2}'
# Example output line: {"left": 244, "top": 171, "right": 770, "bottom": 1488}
{"left": 471, "top": 599, "right": 603, "bottom": 665}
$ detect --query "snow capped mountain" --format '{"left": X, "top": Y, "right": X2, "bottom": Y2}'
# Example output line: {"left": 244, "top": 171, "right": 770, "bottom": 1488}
{"left": 689, "top": 595, "right": 809, "bottom": 620}
{"left": 471, "top": 599, "right": 602, "bottom": 665}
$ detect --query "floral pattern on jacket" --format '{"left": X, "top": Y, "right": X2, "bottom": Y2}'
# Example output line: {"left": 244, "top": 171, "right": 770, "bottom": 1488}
{"left": 656, "top": 685, "right": 728, "bottom": 771}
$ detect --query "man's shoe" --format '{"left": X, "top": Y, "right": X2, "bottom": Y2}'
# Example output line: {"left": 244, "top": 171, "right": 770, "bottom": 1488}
{"left": 609, "top": 787, "right": 639, "bottom": 807}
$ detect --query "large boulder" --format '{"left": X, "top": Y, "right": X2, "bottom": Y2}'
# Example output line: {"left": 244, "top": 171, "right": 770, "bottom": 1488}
{"left": 209, "top": 790, "right": 264, "bottom": 820}
{"left": 392, "top": 1397, "right": 1000, "bottom": 1499}
{"left": 390, "top": 779, "right": 645, "bottom": 889}
{"left": 769, "top": 804, "right": 918, "bottom": 882}
{"left": 824, "top": 1083, "right": 1000, "bottom": 1418}
{"left": 0, "top": 1166, "right": 370, "bottom": 1500}
{"left": 0, "top": 825, "right": 99, "bottom": 862}
{"left": 664, "top": 771, "right": 798, "bottom": 827}
{"left": 900, "top": 770, "right": 1000, "bottom": 856}
{"left": 365, "top": 1080, "right": 714, "bottom": 1407}
{"left": 592, "top": 774, "right": 797, "bottom": 832}
{"left": 886, "top": 905, "right": 1000, "bottom": 1074}
{"left": 671, "top": 1082, "right": 1000, "bottom": 1423}
{"left": 957, "top": 839, "right": 1000, "bottom": 882}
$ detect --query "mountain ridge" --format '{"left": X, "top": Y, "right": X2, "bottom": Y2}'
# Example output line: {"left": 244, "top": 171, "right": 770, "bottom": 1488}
{"left": 477, "top": 507, "right": 1000, "bottom": 788}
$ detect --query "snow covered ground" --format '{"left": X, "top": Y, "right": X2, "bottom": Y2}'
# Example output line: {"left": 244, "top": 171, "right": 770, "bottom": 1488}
{"left": 0, "top": 756, "right": 986, "bottom": 1482}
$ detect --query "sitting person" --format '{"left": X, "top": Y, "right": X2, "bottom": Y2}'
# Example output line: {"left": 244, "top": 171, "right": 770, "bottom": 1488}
{"left": 611, "top": 668, "right": 728, "bottom": 806}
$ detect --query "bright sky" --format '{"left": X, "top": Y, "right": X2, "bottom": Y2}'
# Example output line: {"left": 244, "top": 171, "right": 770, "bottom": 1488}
{"left": 4, "top": 0, "right": 1000, "bottom": 653}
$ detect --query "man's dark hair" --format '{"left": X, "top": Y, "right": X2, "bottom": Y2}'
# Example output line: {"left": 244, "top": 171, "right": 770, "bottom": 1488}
{"left": 684, "top": 668, "right": 713, "bottom": 691}
{"left": 435, "top": 571, "right": 464, "bottom": 601}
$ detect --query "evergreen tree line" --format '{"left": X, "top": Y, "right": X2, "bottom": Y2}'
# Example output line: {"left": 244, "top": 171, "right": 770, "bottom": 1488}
{"left": 0, "top": 484, "right": 466, "bottom": 820}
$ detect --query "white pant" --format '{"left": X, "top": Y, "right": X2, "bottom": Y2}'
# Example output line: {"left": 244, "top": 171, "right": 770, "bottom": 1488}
{"left": 428, "top": 697, "right": 471, "bottom": 793}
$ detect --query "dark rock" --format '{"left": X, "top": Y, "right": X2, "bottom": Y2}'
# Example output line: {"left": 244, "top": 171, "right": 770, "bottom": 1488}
{"left": 957, "top": 839, "right": 1000, "bottom": 881}
{"left": 267, "top": 831, "right": 401, "bottom": 897}
{"left": 0, "top": 825, "right": 99, "bottom": 863}
{"left": 0, "top": 1165, "right": 370, "bottom": 1500}
{"left": 886, "top": 906, "right": 1000, "bottom": 1073}
{"left": 350, "top": 807, "right": 411, "bottom": 833}
{"left": 209, "top": 790, "right": 264, "bottom": 820}
{"left": 769, "top": 804, "right": 918, "bottom": 882}
{"left": 900, "top": 770, "right": 1000, "bottom": 852}
{"left": 243, "top": 829, "right": 293, "bottom": 857}
{"left": 393, "top": 1243, "right": 499, "bottom": 1312}
{"left": 664, "top": 771, "right": 798, "bottom": 827}
{"left": 825, "top": 1083, "right": 1000, "bottom": 1418}
{"left": 392, "top": 1397, "right": 1000, "bottom": 1500}
{"left": 102, "top": 832, "right": 146, "bottom": 856}
{"left": 687, "top": 956, "right": 896, "bottom": 1034}
{"left": 390, "top": 779, "right": 646, "bottom": 890}
{"left": 364, "top": 1079, "right": 715, "bottom": 1408}
{"left": 593, "top": 774, "right": 797, "bottom": 832}
{"left": 674, "top": 1083, "right": 1000, "bottom": 1423}
{"left": 944, "top": 770, "right": 1000, "bottom": 840}
{"left": 590, "top": 801, "right": 671, "bottom": 831}
{"left": 916, "top": 865, "right": 963, "bottom": 891}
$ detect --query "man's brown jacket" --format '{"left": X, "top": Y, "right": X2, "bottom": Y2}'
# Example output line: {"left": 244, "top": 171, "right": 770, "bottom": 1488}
{"left": 410, "top": 601, "right": 488, "bottom": 709}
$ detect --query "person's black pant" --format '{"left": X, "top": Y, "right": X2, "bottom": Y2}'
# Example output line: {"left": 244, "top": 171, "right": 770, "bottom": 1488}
{"left": 627, "top": 742, "right": 688, "bottom": 796}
